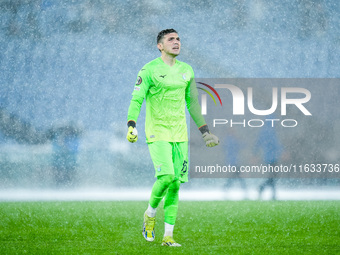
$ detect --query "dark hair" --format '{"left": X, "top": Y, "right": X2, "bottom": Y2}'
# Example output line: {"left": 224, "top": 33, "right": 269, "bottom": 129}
{"left": 157, "top": 28, "right": 178, "bottom": 44}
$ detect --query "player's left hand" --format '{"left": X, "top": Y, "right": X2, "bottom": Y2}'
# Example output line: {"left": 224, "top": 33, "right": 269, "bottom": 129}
{"left": 202, "top": 132, "right": 219, "bottom": 147}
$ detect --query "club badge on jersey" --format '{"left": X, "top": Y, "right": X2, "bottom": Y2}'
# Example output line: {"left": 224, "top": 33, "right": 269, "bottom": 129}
{"left": 182, "top": 72, "right": 191, "bottom": 81}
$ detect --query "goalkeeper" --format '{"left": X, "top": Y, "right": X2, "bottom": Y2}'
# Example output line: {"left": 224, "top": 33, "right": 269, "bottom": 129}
{"left": 126, "top": 28, "right": 219, "bottom": 247}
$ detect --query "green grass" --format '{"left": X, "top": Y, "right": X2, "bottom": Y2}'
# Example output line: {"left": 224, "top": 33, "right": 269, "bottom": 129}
{"left": 0, "top": 201, "right": 339, "bottom": 254}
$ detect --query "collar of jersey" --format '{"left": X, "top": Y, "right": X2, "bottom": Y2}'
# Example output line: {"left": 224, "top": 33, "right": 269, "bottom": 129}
{"left": 158, "top": 57, "right": 178, "bottom": 68}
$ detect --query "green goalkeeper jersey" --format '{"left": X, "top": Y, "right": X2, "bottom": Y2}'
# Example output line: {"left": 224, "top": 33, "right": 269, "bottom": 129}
{"left": 127, "top": 57, "right": 206, "bottom": 143}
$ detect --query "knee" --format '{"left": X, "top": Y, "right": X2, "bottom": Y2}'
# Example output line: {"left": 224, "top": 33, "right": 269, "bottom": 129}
{"left": 157, "top": 174, "right": 175, "bottom": 187}
{"left": 169, "top": 179, "right": 180, "bottom": 192}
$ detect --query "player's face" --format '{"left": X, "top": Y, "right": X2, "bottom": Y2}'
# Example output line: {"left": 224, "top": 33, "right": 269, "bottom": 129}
{"left": 157, "top": 33, "right": 181, "bottom": 56}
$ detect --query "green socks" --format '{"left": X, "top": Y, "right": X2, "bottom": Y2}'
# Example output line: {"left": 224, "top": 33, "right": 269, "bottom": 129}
{"left": 148, "top": 174, "right": 181, "bottom": 225}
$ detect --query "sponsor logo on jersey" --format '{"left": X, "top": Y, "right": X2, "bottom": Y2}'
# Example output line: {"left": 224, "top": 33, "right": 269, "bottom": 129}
{"left": 159, "top": 74, "right": 167, "bottom": 78}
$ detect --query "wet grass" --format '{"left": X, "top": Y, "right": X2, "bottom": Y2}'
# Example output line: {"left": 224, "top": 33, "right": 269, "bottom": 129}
{"left": 0, "top": 201, "right": 339, "bottom": 254}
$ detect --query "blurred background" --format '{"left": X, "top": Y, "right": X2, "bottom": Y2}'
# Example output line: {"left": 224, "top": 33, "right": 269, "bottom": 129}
{"left": 0, "top": 0, "right": 339, "bottom": 200}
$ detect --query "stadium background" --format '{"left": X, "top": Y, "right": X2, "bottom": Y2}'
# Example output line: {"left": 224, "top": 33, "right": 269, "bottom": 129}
{"left": 0, "top": 0, "right": 339, "bottom": 199}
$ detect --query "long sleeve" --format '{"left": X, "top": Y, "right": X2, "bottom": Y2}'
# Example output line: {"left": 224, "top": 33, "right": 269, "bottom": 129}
{"left": 127, "top": 95, "right": 144, "bottom": 124}
{"left": 186, "top": 78, "right": 207, "bottom": 129}
{"left": 127, "top": 67, "right": 151, "bottom": 124}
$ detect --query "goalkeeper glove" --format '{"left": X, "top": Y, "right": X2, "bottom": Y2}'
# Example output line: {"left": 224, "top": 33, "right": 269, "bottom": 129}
{"left": 202, "top": 132, "right": 219, "bottom": 147}
{"left": 126, "top": 126, "right": 138, "bottom": 143}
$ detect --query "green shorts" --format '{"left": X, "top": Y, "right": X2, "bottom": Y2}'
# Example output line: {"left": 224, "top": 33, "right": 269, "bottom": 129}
{"left": 148, "top": 141, "right": 189, "bottom": 183}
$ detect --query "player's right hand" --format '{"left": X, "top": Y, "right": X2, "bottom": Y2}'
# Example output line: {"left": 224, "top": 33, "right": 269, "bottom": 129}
{"left": 126, "top": 126, "right": 138, "bottom": 143}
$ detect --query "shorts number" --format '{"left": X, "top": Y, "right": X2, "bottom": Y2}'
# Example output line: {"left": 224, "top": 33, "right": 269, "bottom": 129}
{"left": 181, "top": 160, "right": 188, "bottom": 176}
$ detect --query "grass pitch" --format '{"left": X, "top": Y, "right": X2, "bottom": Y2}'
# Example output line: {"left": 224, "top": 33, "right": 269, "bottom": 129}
{"left": 0, "top": 201, "right": 339, "bottom": 254}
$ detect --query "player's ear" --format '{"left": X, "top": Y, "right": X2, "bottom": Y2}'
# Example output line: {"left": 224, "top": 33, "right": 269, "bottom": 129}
{"left": 157, "top": 42, "right": 163, "bottom": 52}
